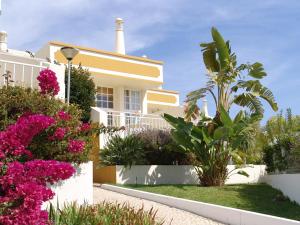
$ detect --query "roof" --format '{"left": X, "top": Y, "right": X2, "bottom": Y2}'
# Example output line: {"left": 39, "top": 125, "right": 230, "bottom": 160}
{"left": 49, "top": 41, "right": 164, "bottom": 65}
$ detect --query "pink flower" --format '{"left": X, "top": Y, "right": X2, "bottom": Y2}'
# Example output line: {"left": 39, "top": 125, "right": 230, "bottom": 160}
{"left": 37, "top": 68, "right": 60, "bottom": 96}
{"left": 68, "top": 139, "right": 85, "bottom": 153}
{"left": 80, "top": 123, "right": 91, "bottom": 132}
{"left": 49, "top": 127, "right": 67, "bottom": 140}
{"left": 57, "top": 110, "right": 71, "bottom": 121}
{"left": 0, "top": 160, "right": 75, "bottom": 225}
{"left": 0, "top": 114, "right": 55, "bottom": 159}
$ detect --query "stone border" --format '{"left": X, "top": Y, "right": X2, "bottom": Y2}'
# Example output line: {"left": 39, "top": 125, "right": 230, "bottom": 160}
{"left": 99, "top": 184, "right": 300, "bottom": 225}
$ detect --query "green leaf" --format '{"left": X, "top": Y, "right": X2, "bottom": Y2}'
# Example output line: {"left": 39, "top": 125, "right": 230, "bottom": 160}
{"left": 220, "top": 105, "right": 233, "bottom": 127}
{"left": 249, "top": 62, "right": 266, "bottom": 79}
{"left": 213, "top": 126, "right": 233, "bottom": 140}
{"left": 200, "top": 42, "right": 219, "bottom": 72}
{"left": 237, "top": 170, "right": 249, "bottom": 177}
{"left": 211, "top": 27, "right": 230, "bottom": 70}
{"left": 233, "top": 110, "right": 245, "bottom": 123}
{"left": 234, "top": 93, "right": 264, "bottom": 115}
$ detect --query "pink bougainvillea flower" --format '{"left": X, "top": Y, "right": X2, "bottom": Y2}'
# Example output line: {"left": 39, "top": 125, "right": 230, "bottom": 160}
{"left": 37, "top": 68, "right": 60, "bottom": 96}
{"left": 48, "top": 127, "right": 67, "bottom": 141}
{"left": 80, "top": 123, "right": 91, "bottom": 132}
{"left": 0, "top": 114, "right": 55, "bottom": 159}
{"left": 0, "top": 160, "right": 75, "bottom": 225}
{"left": 57, "top": 110, "right": 72, "bottom": 121}
{"left": 67, "top": 139, "right": 85, "bottom": 153}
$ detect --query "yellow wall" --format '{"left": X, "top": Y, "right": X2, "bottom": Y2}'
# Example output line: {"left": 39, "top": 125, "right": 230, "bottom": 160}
{"left": 90, "top": 134, "right": 116, "bottom": 184}
{"left": 55, "top": 51, "right": 160, "bottom": 78}
{"left": 147, "top": 92, "right": 177, "bottom": 104}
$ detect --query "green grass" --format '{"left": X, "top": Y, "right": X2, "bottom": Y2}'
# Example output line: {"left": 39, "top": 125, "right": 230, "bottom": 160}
{"left": 119, "top": 184, "right": 300, "bottom": 221}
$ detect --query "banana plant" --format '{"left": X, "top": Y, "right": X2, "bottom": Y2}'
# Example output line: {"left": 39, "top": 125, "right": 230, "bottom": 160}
{"left": 164, "top": 107, "right": 260, "bottom": 186}
{"left": 185, "top": 27, "right": 278, "bottom": 121}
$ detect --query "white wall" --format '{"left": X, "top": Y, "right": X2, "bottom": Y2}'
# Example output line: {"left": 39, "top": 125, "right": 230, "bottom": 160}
{"left": 44, "top": 161, "right": 93, "bottom": 209}
{"left": 102, "top": 184, "right": 300, "bottom": 225}
{"left": 48, "top": 63, "right": 65, "bottom": 101}
{"left": 116, "top": 165, "right": 266, "bottom": 185}
{"left": 264, "top": 174, "right": 300, "bottom": 204}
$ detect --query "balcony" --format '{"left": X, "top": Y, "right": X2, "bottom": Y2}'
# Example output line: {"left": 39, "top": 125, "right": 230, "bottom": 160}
{"left": 0, "top": 52, "right": 65, "bottom": 99}
{"left": 91, "top": 107, "right": 171, "bottom": 148}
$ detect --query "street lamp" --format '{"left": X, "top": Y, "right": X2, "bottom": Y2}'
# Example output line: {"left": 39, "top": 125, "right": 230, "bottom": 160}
{"left": 60, "top": 46, "right": 79, "bottom": 105}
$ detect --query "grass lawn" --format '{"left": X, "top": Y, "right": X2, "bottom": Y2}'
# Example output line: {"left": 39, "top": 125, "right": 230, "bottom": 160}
{"left": 119, "top": 184, "right": 300, "bottom": 221}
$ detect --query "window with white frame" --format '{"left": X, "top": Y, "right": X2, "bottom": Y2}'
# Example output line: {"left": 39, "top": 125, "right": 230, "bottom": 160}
{"left": 96, "top": 87, "right": 113, "bottom": 109}
{"left": 124, "top": 89, "right": 141, "bottom": 111}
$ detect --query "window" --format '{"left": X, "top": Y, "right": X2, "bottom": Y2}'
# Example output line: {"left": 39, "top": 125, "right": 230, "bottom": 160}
{"left": 124, "top": 90, "right": 141, "bottom": 111}
{"left": 96, "top": 87, "right": 113, "bottom": 109}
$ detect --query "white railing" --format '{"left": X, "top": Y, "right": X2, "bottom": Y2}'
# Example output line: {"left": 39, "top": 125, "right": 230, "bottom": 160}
{"left": 103, "top": 110, "right": 171, "bottom": 133}
{"left": 0, "top": 59, "right": 49, "bottom": 88}
{"left": 91, "top": 108, "right": 171, "bottom": 148}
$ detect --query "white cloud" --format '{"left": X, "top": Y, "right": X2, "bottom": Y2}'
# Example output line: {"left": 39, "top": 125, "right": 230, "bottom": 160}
{"left": 0, "top": 0, "right": 186, "bottom": 53}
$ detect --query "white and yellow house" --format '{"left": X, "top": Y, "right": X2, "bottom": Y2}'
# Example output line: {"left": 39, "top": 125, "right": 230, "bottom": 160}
{"left": 35, "top": 18, "right": 185, "bottom": 183}
{"left": 35, "top": 18, "right": 183, "bottom": 140}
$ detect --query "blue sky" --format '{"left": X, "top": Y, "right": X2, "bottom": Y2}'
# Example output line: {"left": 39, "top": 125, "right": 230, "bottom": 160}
{"left": 0, "top": 0, "right": 300, "bottom": 123}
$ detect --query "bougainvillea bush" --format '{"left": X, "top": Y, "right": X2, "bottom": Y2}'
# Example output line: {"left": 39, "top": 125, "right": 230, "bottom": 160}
{"left": 0, "top": 71, "right": 95, "bottom": 163}
{"left": 0, "top": 68, "right": 96, "bottom": 224}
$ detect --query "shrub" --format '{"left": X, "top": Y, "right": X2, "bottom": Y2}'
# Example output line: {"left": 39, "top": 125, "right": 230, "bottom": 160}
{"left": 0, "top": 68, "right": 99, "bottom": 225}
{"left": 0, "top": 86, "right": 94, "bottom": 163}
{"left": 136, "top": 129, "right": 192, "bottom": 165}
{"left": 263, "top": 138, "right": 293, "bottom": 173}
{"left": 66, "top": 65, "right": 96, "bottom": 122}
{"left": 48, "top": 202, "right": 163, "bottom": 225}
{"left": 100, "top": 129, "right": 193, "bottom": 166}
{"left": 0, "top": 113, "right": 76, "bottom": 225}
{"left": 100, "top": 135, "right": 146, "bottom": 167}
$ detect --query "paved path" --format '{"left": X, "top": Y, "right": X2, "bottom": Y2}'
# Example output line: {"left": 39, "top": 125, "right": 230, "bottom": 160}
{"left": 93, "top": 185, "right": 224, "bottom": 225}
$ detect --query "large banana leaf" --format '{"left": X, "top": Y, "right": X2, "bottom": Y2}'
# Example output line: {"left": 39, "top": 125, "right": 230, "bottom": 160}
{"left": 211, "top": 27, "right": 230, "bottom": 70}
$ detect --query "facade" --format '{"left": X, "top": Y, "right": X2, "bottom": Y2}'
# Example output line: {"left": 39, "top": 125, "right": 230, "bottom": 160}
{"left": 35, "top": 18, "right": 183, "bottom": 145}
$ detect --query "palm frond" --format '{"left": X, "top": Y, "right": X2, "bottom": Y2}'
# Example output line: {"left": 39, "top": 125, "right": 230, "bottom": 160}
{"left": 232, "top": 80, "right": 278, "bottom": 112}
{"left": 211, "top": 27, "right": 230, "bottom": 70}
{"left": 248, "top": 62, "right": 267, "bottom": 79}
{"left": 200, "top": 42, "right": 219, "bottom": 72}
{"left": 233, "top": 93, "right": 264, "bottom": 115}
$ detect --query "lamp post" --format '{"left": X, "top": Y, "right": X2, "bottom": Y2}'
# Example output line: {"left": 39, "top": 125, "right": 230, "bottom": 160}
{"left": 60, "top": 46, "right": 79, "bottom": 105}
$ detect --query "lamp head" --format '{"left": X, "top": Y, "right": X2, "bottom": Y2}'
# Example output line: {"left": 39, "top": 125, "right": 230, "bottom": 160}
{"left": 60, "top": 46, "right": 79, "bottom": 61}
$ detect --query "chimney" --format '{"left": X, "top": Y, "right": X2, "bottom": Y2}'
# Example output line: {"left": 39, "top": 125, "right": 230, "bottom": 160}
{"left": 202, "top": 99, "right": 209, "bottom": 117}
{"left": 115, "top": 18, "right": 125, "bottom": 54}
{"left": 0, "top": 31, "right": 8, "bottom": 52}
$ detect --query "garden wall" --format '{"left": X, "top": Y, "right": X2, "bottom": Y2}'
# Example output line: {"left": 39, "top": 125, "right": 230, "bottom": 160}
{"left": 102, "top": 184, "right": 300, "bottom": 225}
{"left": 263, "top": 174, "right": 300, "bottom": 204}
{"left": 44, "top": 161, "right": 93, "bottom": 208}
{"left": 115, "top": 165, "right": 266, "bottom": 185}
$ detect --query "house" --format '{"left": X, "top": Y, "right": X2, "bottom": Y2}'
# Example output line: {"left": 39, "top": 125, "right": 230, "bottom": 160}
{"left": 35, "top": 18, "right": 184, "bottom": 148}
{"left": 0, "top": 19, "right": 207, "bottom": 183}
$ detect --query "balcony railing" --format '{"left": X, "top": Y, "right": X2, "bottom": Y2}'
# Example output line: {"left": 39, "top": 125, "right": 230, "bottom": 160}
{"left": 0, "top": 58, "right": 49, "bottom": 88}
{"left": 106, "top": 111, "right": 171, "bottom": 131}
{"left": 91, "top": 108, "right": 171, "bottom": 148}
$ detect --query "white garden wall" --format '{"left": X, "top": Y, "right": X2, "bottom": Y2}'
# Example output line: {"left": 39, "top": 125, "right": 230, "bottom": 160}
{"left": 116, "top": 165, "right": 266, "bottom": 185}
{"left": 264, "top": 174, "right": 300, "bottom": 204}
{"left": 44, "top": 161, "right": 93, "bottom": 208}
{"left": 102, "top": 184, "right": 300, "bottom": 225}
